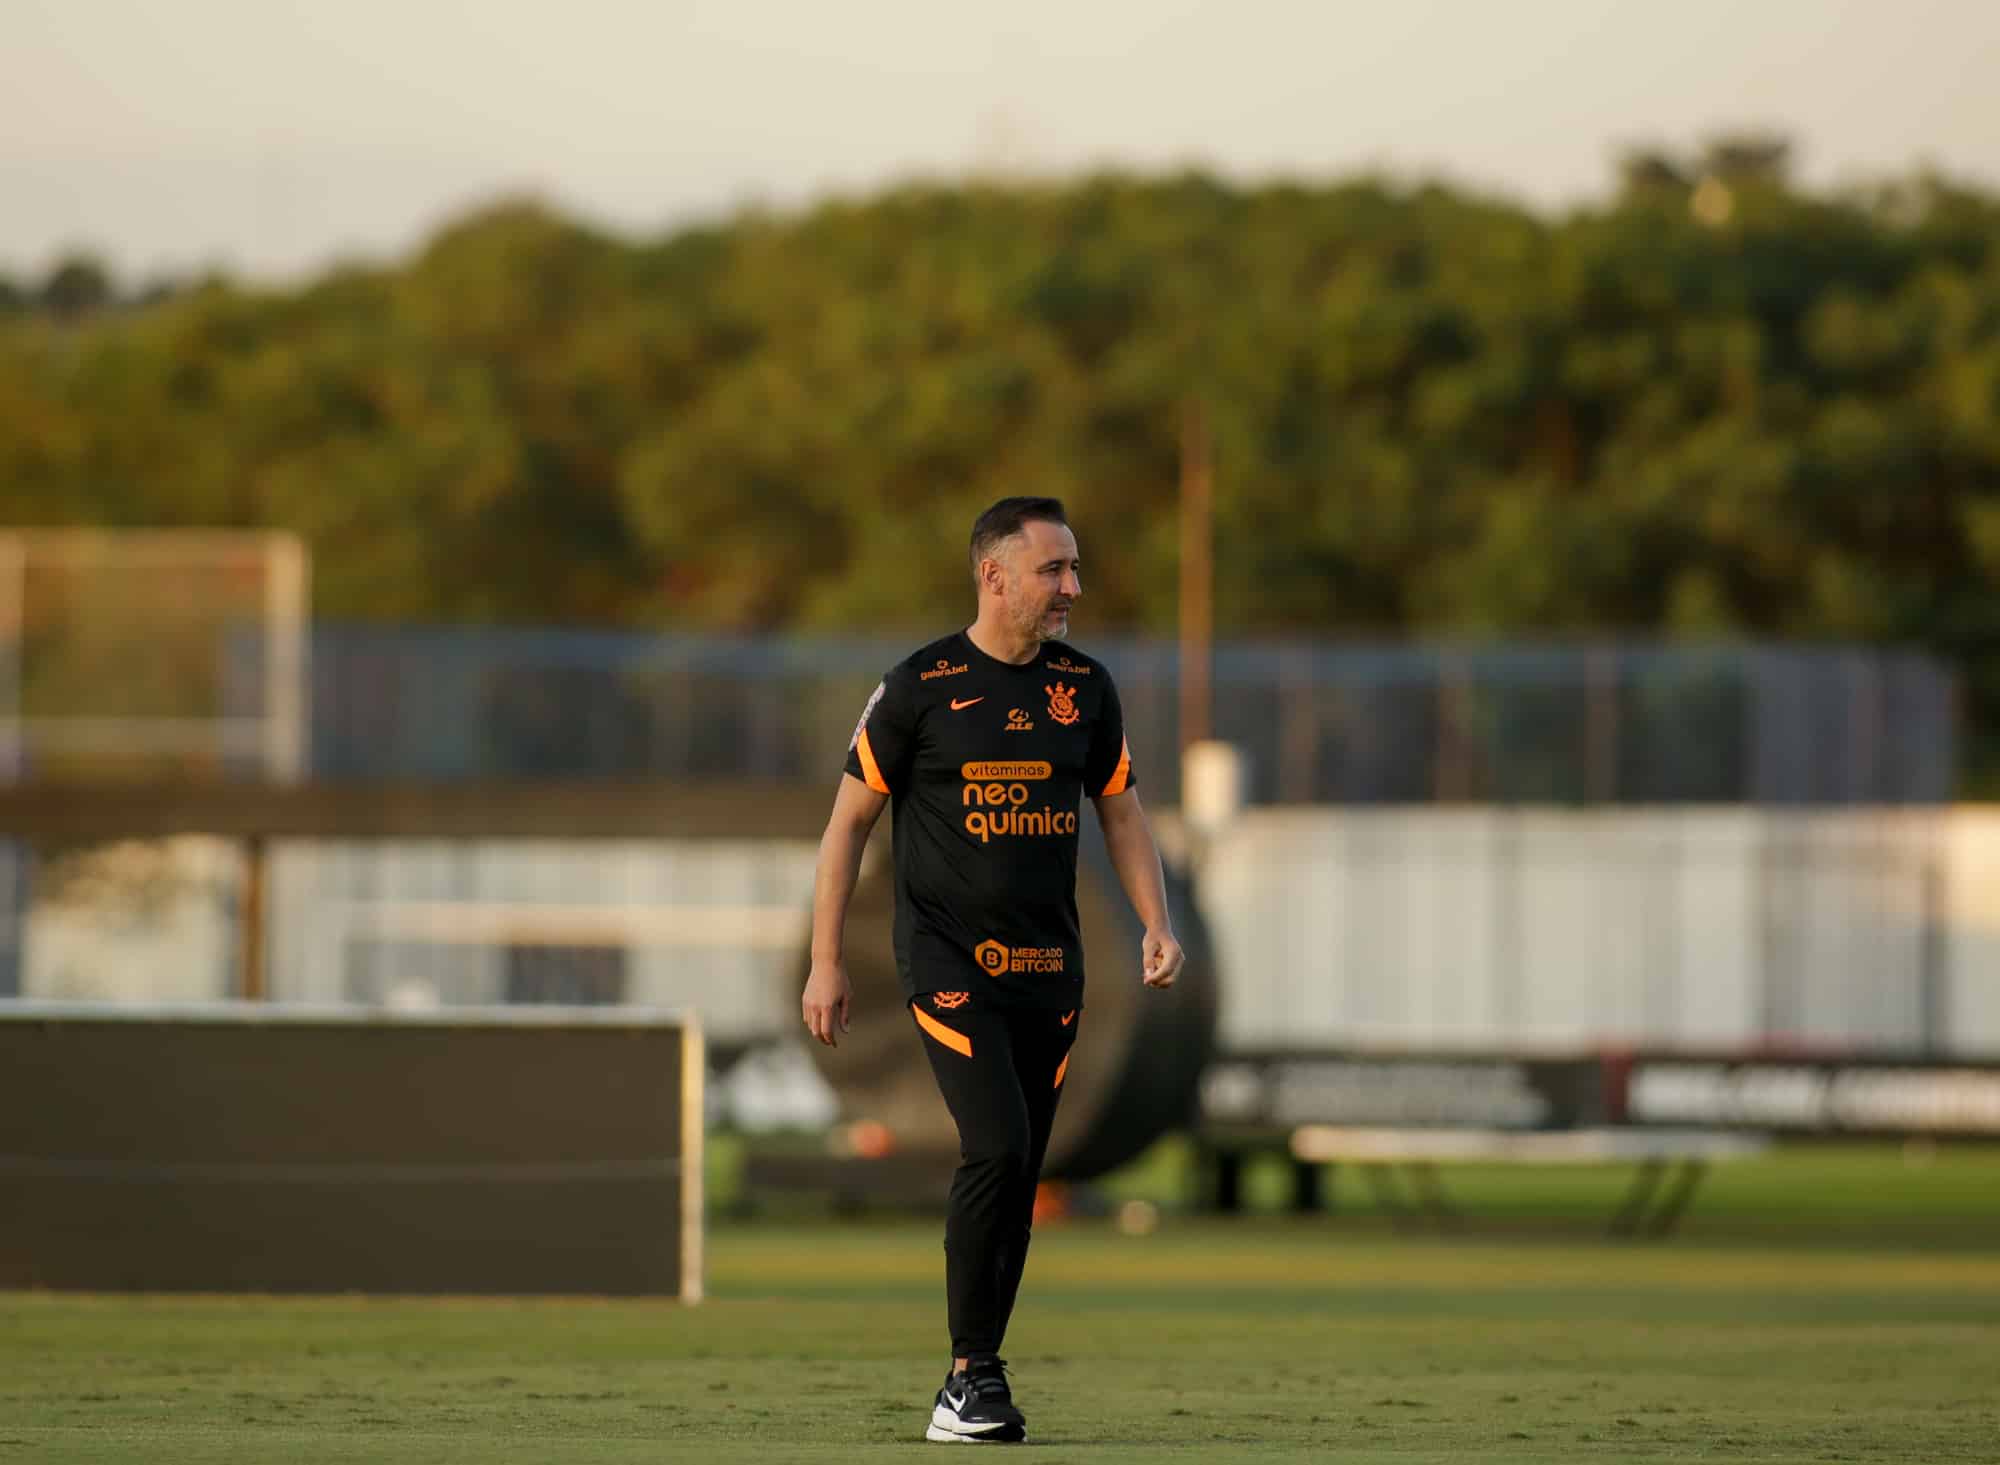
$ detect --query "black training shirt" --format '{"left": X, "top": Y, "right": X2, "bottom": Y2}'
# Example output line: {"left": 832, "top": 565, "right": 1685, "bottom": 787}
{"left": 843, "top": 630, "right": 1134, "bottom": 1010}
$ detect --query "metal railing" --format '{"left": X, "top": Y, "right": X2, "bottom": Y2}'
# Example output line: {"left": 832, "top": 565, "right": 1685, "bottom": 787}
{"left": 312, "top": 627, "right": 1955, "bottom": 804}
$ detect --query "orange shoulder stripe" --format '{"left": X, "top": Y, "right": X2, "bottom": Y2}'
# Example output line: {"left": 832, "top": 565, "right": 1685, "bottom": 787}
{"left": 855, "top": 727, "right": 891, "bottom": 794}
{"left": 1099, "top": 736, "right": 1132, "bottom": 796}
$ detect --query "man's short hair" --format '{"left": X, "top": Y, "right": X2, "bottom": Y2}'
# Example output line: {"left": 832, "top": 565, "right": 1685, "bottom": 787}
{"left": 969, "top": 497, "right": 1068, "bottom": 581}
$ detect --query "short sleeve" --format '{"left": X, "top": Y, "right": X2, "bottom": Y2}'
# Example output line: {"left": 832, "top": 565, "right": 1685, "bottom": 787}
{"left": 843, "top": 671, "right": 917, "bottom": 795}
{"left": 1085, "top": 672, "right": 1134, "bottom": 797}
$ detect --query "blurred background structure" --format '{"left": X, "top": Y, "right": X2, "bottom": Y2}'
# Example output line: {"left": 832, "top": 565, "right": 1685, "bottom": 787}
{"left": 6, "top": 2, "right": 2000, "bottom": 1255}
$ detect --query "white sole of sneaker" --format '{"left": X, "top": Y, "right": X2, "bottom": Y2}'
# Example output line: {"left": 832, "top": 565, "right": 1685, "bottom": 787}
{"left": 930, "top": 1404, "right": 1017, "bottom": 1433}
{"left": 925, "top": 1423, "right": 1023, "bottom": 1444}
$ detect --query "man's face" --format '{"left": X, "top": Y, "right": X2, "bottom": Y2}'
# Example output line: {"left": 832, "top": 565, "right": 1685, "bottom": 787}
{"left": 1000, "top": 519, "right": 1082, "bottom": 644}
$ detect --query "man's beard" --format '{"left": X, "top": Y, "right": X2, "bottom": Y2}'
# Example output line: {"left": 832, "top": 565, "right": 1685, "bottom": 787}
{"left": 1011, "top": 596, "right": 1064, "bottom": 644}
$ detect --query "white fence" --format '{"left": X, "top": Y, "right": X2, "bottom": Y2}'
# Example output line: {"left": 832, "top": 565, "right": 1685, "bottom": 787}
{"left": 1201, "top": 809, "right": 1955, "bottom": 1052}
{"left": 265, "top": 839, "right": 821, "bottom": 1044}
{"left": 12, "top": 809, "right": 2000, "bottom": 1057}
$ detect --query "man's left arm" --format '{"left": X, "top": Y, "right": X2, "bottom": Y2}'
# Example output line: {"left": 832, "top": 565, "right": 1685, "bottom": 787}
{"left": 1091, "top": 788, "right": 1184, "bottom": 990}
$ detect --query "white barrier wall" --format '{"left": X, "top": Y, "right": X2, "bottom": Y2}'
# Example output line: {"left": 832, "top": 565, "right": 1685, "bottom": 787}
{"left": 264, "top": 839, "right": 822, "bottom": 1045}
{"left": 1197, "top": 808, "right": 1956, "bottom": 1054}
{"left": 1941, "top": 812, "right": 2000, "bottom": 1057}
{"left": 17, "top": 810, "right": 2000, "bottom": 1058}
{"left": 19, "top": 837, "right": 243, "bottom": 1003}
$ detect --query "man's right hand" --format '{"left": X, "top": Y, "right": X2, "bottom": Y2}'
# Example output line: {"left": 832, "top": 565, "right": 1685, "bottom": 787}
{"left": 801, "top": 959, "right": 853, "bottom": 1047}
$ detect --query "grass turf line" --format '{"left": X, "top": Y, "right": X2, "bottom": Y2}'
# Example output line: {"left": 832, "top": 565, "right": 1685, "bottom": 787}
{"left": 5, "top": 1219, "right": 1999, "bottom": 1464}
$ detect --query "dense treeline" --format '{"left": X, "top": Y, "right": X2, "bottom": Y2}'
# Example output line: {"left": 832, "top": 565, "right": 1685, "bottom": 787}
{"left": 5, "top": 149, "right": 2000, "bottom": 778}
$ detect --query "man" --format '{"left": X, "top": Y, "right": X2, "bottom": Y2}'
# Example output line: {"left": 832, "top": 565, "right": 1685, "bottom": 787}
{"left": 802, "top": 496, "right": 1185, "bottom": 1445}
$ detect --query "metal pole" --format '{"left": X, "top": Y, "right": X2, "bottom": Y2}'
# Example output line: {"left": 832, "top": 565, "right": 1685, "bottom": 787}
{"left": 1919, "top": 824, "right": 1947, "bottom": 1057}
{"left": 1179, "top": 401, "right": 1213, "bottom": 754}
{"left": 0, "top": 535, "right": 23, "bottom": 781}
{"left": 1279, "top": 646, "right": 1317, "bottom": 802}
{"left": 239, "top": 835, "right": 268, "bottom": 1000}
{"left": 1585, "top": 646, "right": 1619, "bottom": 802}
{"left": 265, "top": 533, "right": 310, "bottom": 783}
{"left": 1434, "top": 654, "right": 1473, "bottom": 801}
{"left": 0, "top": 538, "right": 24, "bottom": 999}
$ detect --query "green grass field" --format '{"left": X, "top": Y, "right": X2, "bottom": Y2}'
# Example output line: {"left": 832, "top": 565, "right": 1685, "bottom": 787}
{"left": 5, "top": 1145, "right": 1998, "bottom": 1464}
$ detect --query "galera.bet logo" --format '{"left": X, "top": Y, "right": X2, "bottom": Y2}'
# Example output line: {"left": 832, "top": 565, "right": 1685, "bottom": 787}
{"left": 974, "top": 940, "right": 1010, "bottom": 975}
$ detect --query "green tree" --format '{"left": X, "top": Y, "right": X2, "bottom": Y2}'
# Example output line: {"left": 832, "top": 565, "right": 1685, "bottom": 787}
{"left": 4, "top": 158, "right": 2000, "bottom": 782}
{"left": 39, "top": 253, "right": 115, "bottom": 318}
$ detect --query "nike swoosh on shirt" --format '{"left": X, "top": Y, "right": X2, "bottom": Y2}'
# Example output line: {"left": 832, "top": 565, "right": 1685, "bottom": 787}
{"left": 950, "top": 697, "right": 985, "bottom": 710}
{"left": 1060, "top": 1011, "right": 1076, "bottom": 1026}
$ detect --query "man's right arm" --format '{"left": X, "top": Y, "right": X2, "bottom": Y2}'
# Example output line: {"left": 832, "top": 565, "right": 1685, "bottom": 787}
{"left": 801, "top": 773, "right": 889, "bottom": 1047}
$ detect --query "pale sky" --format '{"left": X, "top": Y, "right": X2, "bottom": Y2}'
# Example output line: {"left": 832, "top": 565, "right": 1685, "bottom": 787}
{"left": 6, "top": 0, "right": 1998, "bottom": 283}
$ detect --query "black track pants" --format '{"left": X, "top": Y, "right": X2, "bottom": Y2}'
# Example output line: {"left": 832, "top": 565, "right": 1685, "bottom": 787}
{"left": 911, "top": 992, "right": 1079, "bottom": 1361}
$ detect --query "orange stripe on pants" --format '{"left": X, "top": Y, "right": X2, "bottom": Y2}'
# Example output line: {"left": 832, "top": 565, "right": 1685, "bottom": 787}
{"left": 912, "top": 1003, "right": 971, "bottom": 1057}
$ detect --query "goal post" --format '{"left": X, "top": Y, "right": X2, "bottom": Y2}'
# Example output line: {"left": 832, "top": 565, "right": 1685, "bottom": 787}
{"left": 0, "top": 529, "right": 308, "bottom": 783}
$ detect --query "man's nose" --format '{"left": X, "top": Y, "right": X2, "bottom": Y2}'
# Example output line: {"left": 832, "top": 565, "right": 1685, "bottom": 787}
{"left": 1062, "top": 571, "right": 1082, "bottom": 598}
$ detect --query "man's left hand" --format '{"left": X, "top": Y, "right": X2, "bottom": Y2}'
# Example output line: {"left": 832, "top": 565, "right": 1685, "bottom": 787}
{"left": 1140, "top": 928, "right": 1183, "bottom": 989}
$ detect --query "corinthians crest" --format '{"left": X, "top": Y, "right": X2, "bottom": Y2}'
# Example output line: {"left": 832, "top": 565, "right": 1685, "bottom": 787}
{"left": 1045, "top": 680, "right": 1080, "bottom": 726}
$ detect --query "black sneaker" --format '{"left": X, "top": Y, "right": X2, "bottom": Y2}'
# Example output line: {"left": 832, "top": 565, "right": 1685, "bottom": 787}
{"left": 925, "top": 1358, "right": 1026, "bottom": 1443}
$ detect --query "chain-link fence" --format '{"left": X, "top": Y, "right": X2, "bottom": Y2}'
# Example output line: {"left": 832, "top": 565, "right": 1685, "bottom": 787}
{"left": 313, "top": 627, "right": 1955, "bottom": 804}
